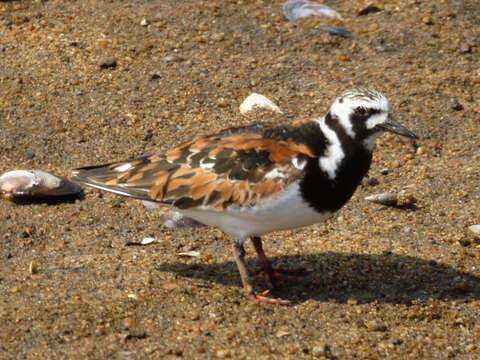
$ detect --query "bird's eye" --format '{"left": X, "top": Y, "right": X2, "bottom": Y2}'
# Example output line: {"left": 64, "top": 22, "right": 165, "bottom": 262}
{"left": 356, "top": 107, "right": 367, "bottom": 116}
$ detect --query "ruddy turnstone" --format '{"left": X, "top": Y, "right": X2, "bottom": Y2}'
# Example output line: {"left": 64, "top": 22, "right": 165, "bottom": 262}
{"left": 72, "top": 88, "right": 418, "bottom": 304}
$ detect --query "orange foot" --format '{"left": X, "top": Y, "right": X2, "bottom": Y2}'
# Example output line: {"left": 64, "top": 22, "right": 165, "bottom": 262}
{"left": 248, "top": 289, "right": 290, "bottom": 305}
{"left": 261, "top": 265, "right": 307, "bottom": 290}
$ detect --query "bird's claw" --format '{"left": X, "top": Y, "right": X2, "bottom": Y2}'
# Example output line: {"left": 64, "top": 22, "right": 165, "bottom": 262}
{"left": 248, "top": 289, "right": 290, "bottom": 305}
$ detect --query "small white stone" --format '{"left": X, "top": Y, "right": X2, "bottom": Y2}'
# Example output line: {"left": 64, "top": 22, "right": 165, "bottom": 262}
{"left": 140, "top": 18, "right": 149, "bottom": 26}
{"left": 140, "top": 237, "right": 156, "bottom": 245}
{"left": 239, "top": 93, "right": 283, "bottom": 116}
{"left": 275, "top": 329, "right": 290, "bottom": 338}
{"left": 468, "top": 225, "right": 480, "bottom": 235}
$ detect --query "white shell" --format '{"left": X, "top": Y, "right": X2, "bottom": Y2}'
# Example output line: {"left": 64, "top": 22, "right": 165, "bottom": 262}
{"left": 365, "top": 191, "right": 416, "bottom": 207}
{"left": 140, "top": 237, "right": 156, "bottom": 245}
{"left": 365, "top": 193, "right": 398, "bottom": 206}
{"left": 0, "top": 170, "right": 81, "bottom": 199}
{"left": 239, "top": 93, "right": 283, "bottom": 116}
{"left": 177, "top": 251, "right": 201, "bottom": 258}
{"left": 283, "top": 1, "right": 344, "bottom": 24}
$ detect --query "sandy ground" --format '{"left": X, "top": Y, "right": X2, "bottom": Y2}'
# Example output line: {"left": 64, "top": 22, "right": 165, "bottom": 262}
{"left": 0, "top": 0, "right": 479, "bottom": 358}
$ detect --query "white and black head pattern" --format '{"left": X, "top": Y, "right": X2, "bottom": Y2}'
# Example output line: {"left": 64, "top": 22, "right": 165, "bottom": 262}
{"left": 324, "top": 88, "right": 417, "bottom": 151}
{"left": 302, "top": 88, "right": 418, "bottom": 213}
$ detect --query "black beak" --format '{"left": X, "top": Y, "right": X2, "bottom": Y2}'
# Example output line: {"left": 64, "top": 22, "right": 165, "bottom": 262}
{"left": 380, "top": 115, "right": 418, "bottom": 139}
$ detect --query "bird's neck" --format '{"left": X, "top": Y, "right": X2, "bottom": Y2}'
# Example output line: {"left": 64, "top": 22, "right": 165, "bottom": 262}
{"left": 319, "top": 112, "right": 375, "bottom": 154}
{"left": 301, "top": 114, "right": 373, "bottom": 213}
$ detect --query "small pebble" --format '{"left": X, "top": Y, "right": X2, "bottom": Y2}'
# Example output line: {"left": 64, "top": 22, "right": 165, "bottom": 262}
{"left": 459, "top": 42, "right": 472, "bottom": 54}
{"left": 458, "top": 238, "right": 471, "bottom": 247}
{"left": 163, "top": 55, "right": 184, "bottom": 63}
{"left": 364, "top": 177, "right": 379, "bottom": 186}
{"left": 98, "top": 57, "right": 117, "bottom": 69}
{"left": 338, "top": 54, "right": 351, "bottom": 61}
{"left": 124, "top": 331, "right": 147, "bottom": 340}
{"left": 19, "top": 229, "right": 30, "bottom": 238}
{"left": 140, "top": 18, "right": 149, "bottom": 26}
{"left": 450, "top": 98, "right": 464, "bottom": 111}
{"left": 422, "top": 16, "right": 433, "bottom": 25}
{"left": 365, "top": 320, "right": 387, "bottom": 332}
{"left": 347, "top": 298, "right": 358, "bottom": 305}
{"left": 216, "top": 350, "right": 230, "bottom": 358}
{"left": 357, "top": 6, "right": 381, "bottom": 16}
{"left": 312, "top": 344, "right": 326, "bottom": 357}
{"left": 25, "top": 151, "right": 35, "bottom": 160}
{"left": 123, "top": 317, "right": 136, "bottom": 329}
{"left": 162, "top": 283, "right": 179, "bottom": 291}
{"left": 149, "top": 72, "right": 160, "bottom": 80}
{"left": 117, "top": 351, "right": 133, "bottom": 357}
{"left": 217, "top": 98, "right": 228, "bottom": 108}
{"left": 275, "top": 329, "right": 290, "bottom": 338}
{"left": 211, "top": 32, "right": 225, "bottom": 42}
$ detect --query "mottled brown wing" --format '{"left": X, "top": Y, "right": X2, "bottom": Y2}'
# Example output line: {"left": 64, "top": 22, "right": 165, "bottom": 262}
{"left": 72, "top": 120, "right": 317, "bottom": 210}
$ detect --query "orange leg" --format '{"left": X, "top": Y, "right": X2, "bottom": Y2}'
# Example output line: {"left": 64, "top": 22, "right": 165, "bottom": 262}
{"left": 251, "top": 236, "right": 305, "bottom": 290}
{"left": 232, "top": 240, "right": 290, "bottom": 305}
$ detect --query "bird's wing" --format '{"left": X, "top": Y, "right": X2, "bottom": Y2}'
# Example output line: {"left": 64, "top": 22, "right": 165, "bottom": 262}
{"left": 72, "top": 120, "right": 319, "bottom": 210}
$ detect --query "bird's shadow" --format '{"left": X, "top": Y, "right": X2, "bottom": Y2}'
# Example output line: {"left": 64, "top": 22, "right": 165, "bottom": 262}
{"left": 156, "top": 252, "right": 480, "bottom": 304}
{"left": 8, "top": 192, "right": 84, "bottom": 205}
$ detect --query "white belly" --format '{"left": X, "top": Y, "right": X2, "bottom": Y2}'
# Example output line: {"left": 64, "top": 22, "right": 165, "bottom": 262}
{"left": 178, "top": 181, "right": 331, "bottom": 239}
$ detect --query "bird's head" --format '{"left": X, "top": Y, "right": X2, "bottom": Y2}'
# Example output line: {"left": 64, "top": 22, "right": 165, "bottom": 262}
{"left": 327, "top": 88, "right": 418, "bottom": 150}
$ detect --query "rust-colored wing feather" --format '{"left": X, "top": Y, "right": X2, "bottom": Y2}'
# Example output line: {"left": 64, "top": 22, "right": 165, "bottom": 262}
{"left": 71, "top": 120, "right": 319, "bottom": 210}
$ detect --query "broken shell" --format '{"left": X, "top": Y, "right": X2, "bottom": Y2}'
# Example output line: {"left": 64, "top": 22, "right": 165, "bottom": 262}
{"left": 283, "top": 0, "right": 344, "bottom": 23}
{"left": 365, "top": 191, "right": 417, "bottom": 207}
{"left": 177, "top": 250, "right": 201, "bottom": 257}
{"left": 397, "top": 190, "right": 417, "bottom": 207}
{"left": 365, "top": 193, "right": 398, "bottom": 206}
{"left": 239, "top": 93, "right": 283, "bottom": 116}
{"left": 0, "top": 170, "right": 82, "bottom": 199}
